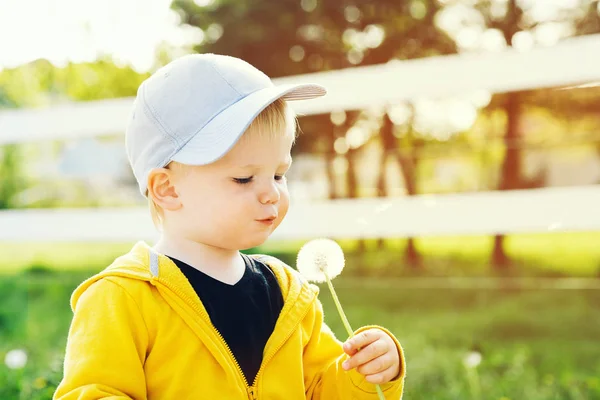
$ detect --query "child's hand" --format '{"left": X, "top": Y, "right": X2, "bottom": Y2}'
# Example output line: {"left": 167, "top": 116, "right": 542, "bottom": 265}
{"left": 341, "top": 329, "right": 400, "bottom": 384}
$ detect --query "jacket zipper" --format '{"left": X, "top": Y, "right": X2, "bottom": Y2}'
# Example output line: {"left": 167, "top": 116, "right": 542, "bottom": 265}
{"left": 247, "top": 386, "right": 258, "bottom": 400}
{"left": 158, "top": 275, "right": 316, "bottom": 399}
{"left": 159, "top": 280, "right": 250, "bottom": 389}
{"left": 193, "top": 307, "right": 260, "bottom": 400}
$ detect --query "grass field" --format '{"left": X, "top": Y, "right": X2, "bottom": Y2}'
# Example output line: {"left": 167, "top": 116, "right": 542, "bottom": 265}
{"left": 2, "top": 232, "right": 600, "bottom": 276}
{"left": 1, "top": 232, "right": 600, "bottom": 399}
{"left": 1, "top": 270, "right": 599, "bottom": 399}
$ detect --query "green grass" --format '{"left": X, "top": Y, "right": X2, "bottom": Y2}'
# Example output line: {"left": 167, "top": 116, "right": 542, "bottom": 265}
{"left": 1, "top": 270, "right": 599, "bottom": 399}
{"left": 2, "top": 232, "right": 600, "bottom": 276}
{"left": 1, "top": 233, "right": 600, "bottom": 397}
{"left": 0, "top": 242, "right": 136, "bottom": 273}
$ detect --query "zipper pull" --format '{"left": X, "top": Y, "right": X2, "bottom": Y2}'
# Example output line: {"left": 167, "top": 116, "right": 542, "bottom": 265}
{"left": 247, "top": 386, "right": 257, "bottom": 400}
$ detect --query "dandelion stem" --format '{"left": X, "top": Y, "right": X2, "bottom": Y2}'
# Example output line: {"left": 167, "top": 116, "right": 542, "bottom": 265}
{"left": 465, "top": 366, "right": 481, "bottom": 399}
{"left": 324, "top": 272, "right": 386, "bottom": 400}
{"left": 374, "top": 384, "right": 386, "bottom": 399}
{"left": 325, "top": 273, "right": 353, "bottom": 337}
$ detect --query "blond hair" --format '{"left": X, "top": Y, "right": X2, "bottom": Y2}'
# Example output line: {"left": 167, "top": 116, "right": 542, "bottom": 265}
{"left": 147, "top": 98, "right": 296, "bottom": 230}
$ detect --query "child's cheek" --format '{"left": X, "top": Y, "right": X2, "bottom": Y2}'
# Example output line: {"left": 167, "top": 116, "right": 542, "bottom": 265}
{"left": 275, "top": 188, "right": 290, "bottom": 227}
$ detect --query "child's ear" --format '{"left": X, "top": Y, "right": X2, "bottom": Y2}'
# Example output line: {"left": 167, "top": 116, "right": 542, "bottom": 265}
{"left": 147, "top": 167, "right": 182, "bottom": 211}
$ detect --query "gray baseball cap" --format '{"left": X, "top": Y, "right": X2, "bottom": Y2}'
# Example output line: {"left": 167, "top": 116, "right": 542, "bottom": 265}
{"left": 125, "top": 53, "right": 327, "bottom": 196}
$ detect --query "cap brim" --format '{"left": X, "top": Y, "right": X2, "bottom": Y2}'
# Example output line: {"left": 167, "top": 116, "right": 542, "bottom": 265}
{"left": 170, "top": 83, "right": 326, "bottom": 166}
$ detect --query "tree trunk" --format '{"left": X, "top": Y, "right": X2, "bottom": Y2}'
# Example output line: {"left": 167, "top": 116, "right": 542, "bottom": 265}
{"left": 335, "top": 111, "right": 365, "bottom": 254}
{"left": 395, "top": 130, "right": 422, "bottom": 268}
{"left": 325, "top": 120, "right": 338, "bottom": 200}
{"left": 384, "top": 109, "right": 422, "bottom": 268}
{"left": 492, "top": 234, "right": 509, "bottom": 268}
{"left": 406, "top": 237, "right": 420, "bottom": 265}
{"left": 491, "top": 0, "right": 524, "bottom": 270}
{"left": 376, "top": 149, "right": 388, "bottom": 250}
{"left": 346, "top": 145, "right": 367, "bottom": 253}
{"left": 492, "top": 92, "right": 521, "bottom": 269}
{"left": 346, "top": 147, "right": 359, "bottom": 199}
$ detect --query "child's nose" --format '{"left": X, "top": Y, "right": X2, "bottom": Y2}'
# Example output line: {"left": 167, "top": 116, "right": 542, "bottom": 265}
{"left": 258, "top": 181, "right": 280, "bottom": 205}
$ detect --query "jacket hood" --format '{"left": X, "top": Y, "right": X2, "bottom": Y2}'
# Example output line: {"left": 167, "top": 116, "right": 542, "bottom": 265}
{"left": 70, "top": 241, "right": 318, "bottom": 313}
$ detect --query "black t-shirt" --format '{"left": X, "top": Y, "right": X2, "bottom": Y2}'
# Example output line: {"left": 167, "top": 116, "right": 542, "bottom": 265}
{"left": 168, "top": 253, "right": 284, "bottom": 384}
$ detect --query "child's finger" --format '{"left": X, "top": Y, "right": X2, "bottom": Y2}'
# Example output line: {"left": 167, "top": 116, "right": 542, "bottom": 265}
{"left": 342, "top": 345, "right": 359, "bottom": 356}
{"left": 342, "top": 339, "right": 388, "bottom": 371}
{"left": 343, "top": 329, "right": 381, "bottom": 353}
{"left": 365, "top": 366, "right": 399, "bottom": 384}
{"left": 356, "top": 354, "right": 393, "bottom": 376}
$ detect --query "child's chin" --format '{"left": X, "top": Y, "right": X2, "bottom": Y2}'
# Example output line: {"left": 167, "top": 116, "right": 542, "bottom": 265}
{"left": 239, "top": 233, "right": 272, "bottom": 250}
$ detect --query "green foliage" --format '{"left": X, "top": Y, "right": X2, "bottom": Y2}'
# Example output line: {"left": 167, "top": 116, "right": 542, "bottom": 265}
{"left": 0, "top": 145, "right": 26, "bottom": 209}
{"left": 0, "top": 58, "right": 149, "bottom": 107}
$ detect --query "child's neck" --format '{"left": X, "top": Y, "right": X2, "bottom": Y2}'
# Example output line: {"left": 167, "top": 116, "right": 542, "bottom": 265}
{"left": 153, "top": 234, "right": 245, "bottom": 285}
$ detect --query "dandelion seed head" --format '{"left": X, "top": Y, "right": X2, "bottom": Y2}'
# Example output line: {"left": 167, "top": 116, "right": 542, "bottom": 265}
{"left": 296, "top": 238, "right": 345, "bottom": 282}
{"left": 5, "top": 349, "right": 27, "bottom": 370}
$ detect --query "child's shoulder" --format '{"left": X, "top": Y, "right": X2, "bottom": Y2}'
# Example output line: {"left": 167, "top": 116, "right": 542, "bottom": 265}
{"left": 71, "top": 270, "right": 154, "bottom": 310}
{"left": 69, "top": 245, "right": 157, "bottom": 311}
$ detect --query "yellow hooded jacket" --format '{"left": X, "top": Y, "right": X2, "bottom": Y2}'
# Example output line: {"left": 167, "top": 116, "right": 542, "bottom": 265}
{"left": 54, "top": 242, "right": 405, "bottom": 399}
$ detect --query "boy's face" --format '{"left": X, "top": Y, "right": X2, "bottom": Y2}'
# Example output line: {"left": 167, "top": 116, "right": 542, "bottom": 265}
{"left": 165, "top": 131, "right": 293, "bottom": 251}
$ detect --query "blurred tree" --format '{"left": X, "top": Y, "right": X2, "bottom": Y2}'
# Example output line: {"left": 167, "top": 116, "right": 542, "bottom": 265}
{"left": 172, "top": 0, "right": 455, "bottom": 264}
{"left": 337, "top": 111, "right": 360, "bottom": 198}
{"left": 353, "top": 0, "right": 598, "bottom": 267}
{"left": 377, "top": 108, "right": 425, "bottom": 266}
{"left": 0, "top": 145, "right": 25, "bottom": 209}
{"left": 435, "top": 0, "right": 600, "bottom": 269}
{"left": 576, "top": 0, "right": 600, "bottom": 34}
{"left": 0, "top": 59, "right": 149, "bottom": 208}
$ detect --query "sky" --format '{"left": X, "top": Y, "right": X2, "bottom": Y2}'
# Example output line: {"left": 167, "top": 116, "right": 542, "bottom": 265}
{"left": 0, "top": 0, "right": 204, "bottom": 72}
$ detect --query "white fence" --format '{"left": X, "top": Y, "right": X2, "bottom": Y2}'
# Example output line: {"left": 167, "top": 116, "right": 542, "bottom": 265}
{"left": 1, "top": 185, "right": 599, "bottom": 242}
{"left": 1, "top": 34, "right": 600, "bottom": 241}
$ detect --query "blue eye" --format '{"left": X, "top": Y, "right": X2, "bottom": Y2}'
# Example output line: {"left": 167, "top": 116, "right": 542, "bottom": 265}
{"left": 233, "top": 177, "right": 253, "bottom": 184}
